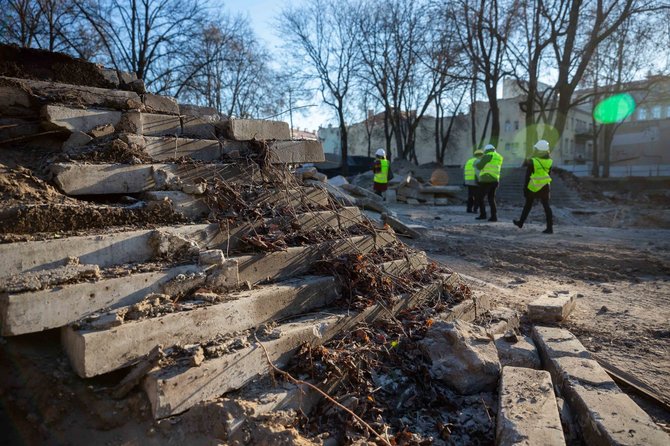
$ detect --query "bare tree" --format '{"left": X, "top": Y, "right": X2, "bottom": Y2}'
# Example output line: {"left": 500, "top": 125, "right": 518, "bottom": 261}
{"left": 279, "top": 0, "right": 359, "bottom": 174}
{"left": 452, "top": 0, "right": 517, "bottom": 148}
{"left": 3, "top": 0, "right": 42, "bottom": 47}
{"left": 73, "top": 0, "right": 204, "bottom": 88}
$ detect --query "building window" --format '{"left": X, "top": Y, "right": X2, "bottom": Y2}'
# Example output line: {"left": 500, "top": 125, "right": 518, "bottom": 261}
{"left": 638, "top": 108, "right": 647, "bottom": 120}
{"left": 514, "top": 121, "right": 519, "bottom": 130}
{"left": 652, "top": 105, "right": 661, "bottom": 119}
{"left": 504, "top": 121, "right": 512, "bottom": 132}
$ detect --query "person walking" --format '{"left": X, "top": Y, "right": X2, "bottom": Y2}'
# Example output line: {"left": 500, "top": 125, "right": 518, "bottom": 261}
{"left": 513, "top": 139, "right": 553, "bottom": 234}
{"left": 372, "top": 148, "right": 390, "bottom": 197}
{"left": 475, "top": 144, "right": 503, "bottom": 222}
{"left": 464, "top": 149, "right": 484, "bottom": 213}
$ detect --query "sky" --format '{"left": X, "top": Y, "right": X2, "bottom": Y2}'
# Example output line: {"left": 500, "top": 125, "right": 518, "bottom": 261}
{"left": 212, "top": 0, "right": 334, "bottom": 133}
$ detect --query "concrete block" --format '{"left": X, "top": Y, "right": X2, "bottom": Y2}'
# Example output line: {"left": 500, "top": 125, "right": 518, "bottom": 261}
{"left": 0, "top": 264, "right": 202, "bottom": 336}
{"left": 306, "top": 180, "right": 357, "bottom": 206}
{"left": 494, "top": 335, "right": 541, "bottom": 369}
{"left": 63, "top": 276, "right": 339, "bottom": 377}
{"left": 62, "top": 131, "right": 93, "bottom": 150}
{"left": 51, "top": 162, "right": 255, "bottom": 195}
{"left": 142, "top": 136, "right": 222, "bottom": 161}
{"left": 385, "top": 189, "right": 397, "bottom": 203}
{"left": 181, "top": 115, "right": 218, "bottom": 138}
{"left": 435, "top": 197, "right": 448, "bottom": 206}
{"left": 531, "top": 325, "right": 592, "bottom": 363}
{"left": 41, "top": 104, "right": 122, "bottom": 133}
{"left": 270, "top": 140, "right": 324, "bottom": 163}
{"left": 407, "top": 198, "right": 420, "bottom": 205}
{"left": 0, "top": 263, "right": 100, "bottom": 294}
{"left": 118, "top": 112, "right": 181, "bottom": 136}
{"left": 142, "top": 93, "right": 179, "bottom": 115}
{"left": 0, "top": 76, "right": 142, "bottom": 111}
{"left": 222, "top": 118, "right": 290, "bottom": 140}
{"left": 144, "top": 314, "right": 341, "bottom": 418}
{"left": 328, "top": 175, "right": 348, "bottom": 187}
{"left": 99, "top": 68, "right": 120, "bottom": 86}
{"left": 199, "top": 249, "right": 225, "bottom": 266}
{"left": 528, "top": 294, "right": 576, "bottom": 322}
{"left": 179, "top": 104, "right": 221, "bottom": 120}
{"left": 553, "top": 356, "right": 669, "bottom": 446}
{"left": 496, "top": 366, "right": 565, "bottom": 446}
{"left": 341, "top": 183, "right": 382, "bottom": 202}
{"left": 0, "top": 224, "right": 218, "bottom": 279}
{"left": 0, "top": 84, "right": 36, "bottom": 117}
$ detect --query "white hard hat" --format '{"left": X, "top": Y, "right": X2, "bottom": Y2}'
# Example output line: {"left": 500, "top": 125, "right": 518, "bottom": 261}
{"left": 534, "top": 140, "right": 550, "bottom": 151}
{"left": 375, "top": 148, "right": 386, "bottom": 157}
{"left": 484, "top": 144, "right": 495, "bottom": 151}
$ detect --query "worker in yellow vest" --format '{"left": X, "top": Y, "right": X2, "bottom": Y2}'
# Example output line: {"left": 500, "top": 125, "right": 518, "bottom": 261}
{"left": 475, "top": 144, "right": 503, "bottom": 222}
{"left": 464, "top": 149, "right": 484, "bottom": 213}
{"left": 513, "top": 139, "right": 554, "bottom": 234}
{"left": 372, "top": 148, "right": 390, "bottom": 197}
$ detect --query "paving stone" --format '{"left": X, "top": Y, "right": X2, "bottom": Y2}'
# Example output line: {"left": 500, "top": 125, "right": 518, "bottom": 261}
{"left": 496, "top": 366, "right": 566, "bottom": 446}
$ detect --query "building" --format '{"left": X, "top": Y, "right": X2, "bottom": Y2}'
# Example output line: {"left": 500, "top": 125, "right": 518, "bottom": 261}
{"left": 317, "top": 76, "right": 670, "bottom": 176}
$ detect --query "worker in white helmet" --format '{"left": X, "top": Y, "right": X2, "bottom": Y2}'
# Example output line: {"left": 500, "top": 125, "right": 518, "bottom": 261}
{"left": 464, "top": 149, "right": 484, "bottom": 213}
{"left": 513, "top": 139, "right": 554, "bottom": 234}
{"left": 474, "top": 144, "right": 504, "bottom": 222}
{"left": 372, "top": 148, "right": 392, "bottom": 197}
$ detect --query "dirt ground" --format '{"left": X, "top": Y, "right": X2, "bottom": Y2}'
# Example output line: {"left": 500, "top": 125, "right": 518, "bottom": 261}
{"left": 392, "top": 199, "right": 670, "bottom": 431}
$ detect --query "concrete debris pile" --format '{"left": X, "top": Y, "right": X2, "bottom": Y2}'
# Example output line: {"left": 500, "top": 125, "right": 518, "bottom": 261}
{"left": 0, "top": 46, "right": 474, "bottom": 443}
{"left": 2, "top": 46, "right": 669, "bottom": 446}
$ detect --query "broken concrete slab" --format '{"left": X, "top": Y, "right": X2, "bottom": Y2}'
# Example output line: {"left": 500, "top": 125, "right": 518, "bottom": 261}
{"left": 533, "top": 326, "right": 670, "bottom": 445}
{"left": 328, "top": 175, "right": 348, "bottom": 187}
{"left": 0, "top": 264, "right": 202, "bottom": 336}
{"left": 528, "top": 295, "right": 576, "bottom": 322}
{"left": 51, "top": 162, "right": 257, "bottom": 195}
{"left": 142, "top": 191, "right": 210, "bottom": 219}
{"left": 0, "top": 224, "right": 218, "bottom": 279}
{"left": 305, "top": 180, "right": 357, "bottom": 206}
{"left": 236, "top": 231, "right": 395, "bottom": 285}
{"left": 484, "top": 307, "right": 520, "bottom": 335}
{"left": 180, "top": 115, "right": 218, "bottom": 139}
{"left": 126, "top": 135, "right": 223, "bottom": 161}
{"left": 63, "top": 276, "right": 339, "bottom": 377}
{"left": 0, "top": 263, "right": 100, "bottom": 294}
{"left": 341, "top": 183, "right": 382, "bottom": 202}
{"left": 0, "top": 76, "right": 142, "bottom": 111}
{"left": 382, "top": 213, "right": 422, "bottom": 239}
{"left": 118, "top": 112, "right": 181, "bottom": 136}
{"left": 420, "top": 319, "right": 501, "bottom": 394}
{"left": 552, "top": 356, "right": 670, "bottom": 446}
{"left": 143, "top": 313, "right": 342, "bottom": 418}
{"left": 41, "top": 104, "right": 122, "bottom": 133}
{"left": 496, "top": 366, "right": 565, "bottom": 446}
{"left": 494, "top": 334, "right": 541, "bottom": 369}
{"left": 222, "top": 119, "right": 290, "bottom": 141}
{"left": 268, "top": 140, "right": 325, "bottom": 164}
{"left": 531, "top": 325, "right": 592, "bottom": 364}
{"left": 142, "top": 93, "right": 179, "bottom": 115}
{"left": 62, "top": 131, "right": 93, "bottom": 150}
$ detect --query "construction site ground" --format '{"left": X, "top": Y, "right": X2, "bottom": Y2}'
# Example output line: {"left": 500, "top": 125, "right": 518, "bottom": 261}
{"left": 389, "top": 198, "right": 670, "bottom": 431}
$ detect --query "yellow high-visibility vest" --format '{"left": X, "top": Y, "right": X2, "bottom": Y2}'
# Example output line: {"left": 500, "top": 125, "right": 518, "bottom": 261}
{"left": 374, "top": 159, "right": 389, "bottom": 184}
{"left": 480, "top": 152, "right": 503, "bottom": 181}
{"left": 528, "top": 157, "right": 553, "bottom": 192}
{"left": 464, "top": 157, "right": 477, "bottom": 183}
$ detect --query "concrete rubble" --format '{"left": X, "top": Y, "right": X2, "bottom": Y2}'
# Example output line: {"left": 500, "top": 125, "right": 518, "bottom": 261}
{"left": 1, "top": 46, "right": 667, "bottom": 446}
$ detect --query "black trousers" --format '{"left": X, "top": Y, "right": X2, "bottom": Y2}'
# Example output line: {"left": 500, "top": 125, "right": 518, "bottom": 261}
{"left": 466, "top": 185, "right": 479, "bottom": 212}
{"left": 477, "top": 182, "right": 498, "bottom": 218}
{"left": 519, "top": 187, "right": 553, "bottom": 229}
